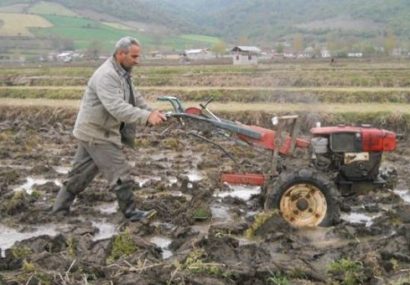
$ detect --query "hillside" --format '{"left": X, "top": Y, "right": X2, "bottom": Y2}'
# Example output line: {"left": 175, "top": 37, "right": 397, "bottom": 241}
{"left": 51, "top": 0, "right": 410, "bottom": 44}
{"left": 163, "top": 0, "right": 410, "bottom": 47}
{"left": 0, "top": 0, "right": 409, "bottom": 60}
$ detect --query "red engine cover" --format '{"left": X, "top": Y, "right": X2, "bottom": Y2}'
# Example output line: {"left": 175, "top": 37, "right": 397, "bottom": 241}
{"left": 237, "top": 125, "right": 310, "bottom": 154}
{"left": 310, "top": 126, "right": 396, "bottom": 152}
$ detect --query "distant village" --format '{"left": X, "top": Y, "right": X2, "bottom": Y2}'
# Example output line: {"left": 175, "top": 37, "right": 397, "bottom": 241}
{"left": 3, "top": 43, "right": 410, "bottom": 66}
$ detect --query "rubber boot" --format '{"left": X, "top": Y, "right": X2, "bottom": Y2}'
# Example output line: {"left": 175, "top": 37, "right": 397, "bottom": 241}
{"left": 52, "top": 186, "right": 75, "bottom": 214}
{"left": 115, "top": 186, "right": 156, "bottom": 222}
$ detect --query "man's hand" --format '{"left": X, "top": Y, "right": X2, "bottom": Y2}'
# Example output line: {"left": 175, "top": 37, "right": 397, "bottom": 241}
{"left": 147, "top": 110, "right": 166, "bottom": 126}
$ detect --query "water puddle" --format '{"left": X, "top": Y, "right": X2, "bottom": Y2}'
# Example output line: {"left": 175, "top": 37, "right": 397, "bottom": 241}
{"left": 53, "top": 166, "right": 70, "bottom": 175}
{"left": 210, "top": 203, "right": 232, "bottom": 222}
{"left": 92, "top": 221, "right": 118, "bottom": 241}
{"left": 215, "top": 184, "right": 261, "bottom": 201}
{"left": 135, "top": 176, "right": 162, "bottom": 187}
{"left": 14, "top": 177, "right": 62, "bottom": 194}
{"left": 0, "top": 224, "right": 59, "bottom": 257}
{"left": 149, "top": 236, "right": 173, "bottom": 259}
{"left": 168, "top": 191, "right": 192, "bottom": 201}
{"left": 96, "top": 202, "right": 118, "bottom": 214}
{"left": 393, "top": 189, "right": 410, "bottom": 203}
{"left": 341, "top": 211, "right": 382, "bottom": 227}
{"left": 152, "top": 222, "right": 176, "bottom": 232}
{"left": 186, "top": 170, "right": 203, "bottom": 182}
{"left": 168, "top": 176, "right": 178, "bottom": 185}
{"left": 191, "top": 224, "right": 210, "bottom": 235}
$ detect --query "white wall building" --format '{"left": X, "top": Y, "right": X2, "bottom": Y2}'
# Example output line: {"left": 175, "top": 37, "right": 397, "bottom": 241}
{"left": 231, "top": 46, "right": 261, "bottom": 65}
{"left": 321, "top": 49, "right": 331, "bottom": 58}
{"left": 347, "top": 52, "right": 363, "bottom": 58}
{"left": 182, "top": 49, "right": 214, "bottom": 60}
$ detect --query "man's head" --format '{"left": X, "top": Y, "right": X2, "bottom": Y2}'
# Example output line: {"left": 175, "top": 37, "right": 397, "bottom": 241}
{"left": 113, "top": 37, "right": 141, "bottom": 71}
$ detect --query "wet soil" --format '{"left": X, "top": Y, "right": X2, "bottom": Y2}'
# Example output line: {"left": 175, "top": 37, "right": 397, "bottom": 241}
{"left": 0, "top": 107, "right": 410, "bottom": 284}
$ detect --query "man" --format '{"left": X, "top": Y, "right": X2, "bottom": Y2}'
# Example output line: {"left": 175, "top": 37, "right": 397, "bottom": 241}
{"left": 52, "top": 36, "right": 166, "bottom": 221}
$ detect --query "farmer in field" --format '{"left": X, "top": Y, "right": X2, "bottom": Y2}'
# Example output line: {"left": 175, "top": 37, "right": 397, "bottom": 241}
{"left": 52, "top": 36, "right": 166, "bottom": 221}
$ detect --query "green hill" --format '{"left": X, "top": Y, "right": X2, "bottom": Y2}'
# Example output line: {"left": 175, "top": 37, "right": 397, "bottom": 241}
{"left": 0, "top": 0, "right": 410, "bottom": 59}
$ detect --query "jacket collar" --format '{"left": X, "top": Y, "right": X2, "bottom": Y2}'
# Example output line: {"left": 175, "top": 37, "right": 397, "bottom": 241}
{"left": 110, "top": 56, "right": 131, "bottom": 79}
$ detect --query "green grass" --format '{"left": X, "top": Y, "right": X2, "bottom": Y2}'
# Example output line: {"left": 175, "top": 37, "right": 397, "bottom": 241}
{"left": 32, "top": 15, "right": 146, "bottom": 50}
{"left": 328, "top": 258, "right": 365, "bottom": 285}
{"left": 180, "top": 34, "right": 221, "bottom": 44}
{"left": 30, "top": 15, "right": 221, "bottom": 51}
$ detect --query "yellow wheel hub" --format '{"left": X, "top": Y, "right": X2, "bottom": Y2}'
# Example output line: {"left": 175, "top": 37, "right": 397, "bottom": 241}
{"left": 279, "top": 183, "right": 327, "bottom": 227}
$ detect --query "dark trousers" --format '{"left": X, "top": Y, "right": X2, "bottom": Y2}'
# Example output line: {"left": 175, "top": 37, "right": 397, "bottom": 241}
{"left": 64, "top": 141, "right": 132, "bottom": 194}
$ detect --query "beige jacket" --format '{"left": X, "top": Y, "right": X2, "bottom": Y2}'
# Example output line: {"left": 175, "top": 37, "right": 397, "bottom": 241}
{"left": 73, "top": 57, "right": 152, "bottom": 146}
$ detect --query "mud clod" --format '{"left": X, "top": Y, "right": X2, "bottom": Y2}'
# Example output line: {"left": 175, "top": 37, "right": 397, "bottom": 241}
{"left": 0, "top": 107, "right": 410, "bottom": 284}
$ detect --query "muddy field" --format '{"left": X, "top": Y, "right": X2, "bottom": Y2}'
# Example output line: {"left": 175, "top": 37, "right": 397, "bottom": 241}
{"left": 0, "top": 107, "right": 409, "bottom": 285}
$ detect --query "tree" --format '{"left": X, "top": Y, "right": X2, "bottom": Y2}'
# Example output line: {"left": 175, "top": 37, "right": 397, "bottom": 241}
{"left": 211, "top": 40, "right": 226, "bottom": 57}
{"left": 50, "top": 36, "right": 75, "bottom": 52}
{"left": 384, "top": 30, "right": 397, "bottom": 56}
{"left": 275, "top": 43, "right": 284, "bottom": 53}
{"left": 85, "top": 40, "right": 103, "bottom": 60}
{"left": 293, "top": 33, "right": 304, "bottom": 52}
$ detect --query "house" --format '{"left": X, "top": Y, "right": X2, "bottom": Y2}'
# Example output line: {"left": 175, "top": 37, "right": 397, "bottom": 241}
{"left": 231, "top": 46, "right": 261, "bottom": 65}
{"left": 347, "top": 52, "right": 363, "bottom": 58}
{"left": 321, "top": 48, "right": 331, "bottom": 58}
{"left": 56, "top": 51, "right": 74, "bottom": 62}
{"left": 182, "top": 49, "right": 214, "bottom": 61}
{"left": 392, "top": 48, "right": 407, "bottom": 57}
{"left": 56, "top": 51, "right": 82, "bottom": 62}
{"left": 282, "top": 48, "right": 296, "bottom": 59}
{"left": 303, "top": 47, "right": 315, "bottom": 58}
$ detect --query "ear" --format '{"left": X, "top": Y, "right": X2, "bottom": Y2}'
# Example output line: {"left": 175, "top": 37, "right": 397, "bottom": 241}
{"left": 116, "top": 51, "right": 125, "bottom": 60}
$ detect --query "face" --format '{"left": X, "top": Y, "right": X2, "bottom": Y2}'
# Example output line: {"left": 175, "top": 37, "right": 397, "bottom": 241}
{"left": 117, "top": 44, "right": 141, "bottom": 71}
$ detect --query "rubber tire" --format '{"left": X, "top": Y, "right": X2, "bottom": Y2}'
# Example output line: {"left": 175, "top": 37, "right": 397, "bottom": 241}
{"left": 266, "top": 168, "right": 340, "bottom": 227}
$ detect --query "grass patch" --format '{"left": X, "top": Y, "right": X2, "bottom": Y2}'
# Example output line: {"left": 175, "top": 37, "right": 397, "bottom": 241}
{"left": 179, "top": 34, "right": 220, "bottom": 44}
{"left": 2, "top": 86, "right": 410, "bottom": 105}
{"left": 245, "top": 211, "right": 276, "bottom": 239}
{"left": 0, "top": 12, "right": 52, "bottom": 37}
{"left": 181, "top": 249, "right": 231, "bottom": 278}
{"left": 32, "top": 15, "right": 149, "bottom": 51}
{"left": 30, "top": 15, "right": 221, "bottom": 51}
{"left": 28, "top": 1, "right": 77, "bottom": 16}
{"left": 11, "top": 245, "right": 32, "bottom": 259}
{"left": 328, "top": 258, "right": 365, "bottom": 285}
{"left": 267, "top": 272, "right": 290, "bottom": 285}
{"left": 107, "top": 229, "right": 137, "bottom": 263}
{"left": 102, "top": 21, "right": 133, "bottom": 31}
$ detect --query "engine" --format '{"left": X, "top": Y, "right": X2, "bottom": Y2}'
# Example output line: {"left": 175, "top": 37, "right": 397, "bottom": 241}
{"left": 310, "top": 126, "right": 396, "bottom": 183}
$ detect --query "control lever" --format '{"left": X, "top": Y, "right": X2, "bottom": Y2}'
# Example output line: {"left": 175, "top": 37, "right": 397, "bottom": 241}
{"left": 199, "top": 97, "right": 221, "bottom": 122}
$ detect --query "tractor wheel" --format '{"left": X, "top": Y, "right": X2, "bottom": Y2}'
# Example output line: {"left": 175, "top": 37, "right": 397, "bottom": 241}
{"left": 265, "top": 169, "right": 340, "bottom": 227}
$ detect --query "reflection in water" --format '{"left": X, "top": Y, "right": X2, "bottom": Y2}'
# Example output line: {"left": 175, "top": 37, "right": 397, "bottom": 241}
{"left": 92, "top": 221, "right": 118, "bottom": 241}
{"left": 53, "top": 166, "right": 70, "bottom": 174}
{"left": 341, "top": 211, "right": 382, "bottom": 227}
{"left": 149, "top": 236, "right": 173, "bottom": 259}
{"left": 135, "top": 176, "right": 162, "bottom": 187}
{"left": 215, "top": 184, "right": 261, "bottom": 201}
{"left": 210, "top": 203, "right": 232, "bottom": 222}
{"left": 14, "top": 177, "right": 62, "bottom": 194}
{"left": 394, "top": 189, "right": 410, "bottom": 203}
{"left": 96, "top": 202, "right": 118, "bottom": 214}
{"left": 186, "top": 170, "right": 203, "bottom": 182}
{"left": 0, "top": 224, "right": 59, "bottom": 257}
